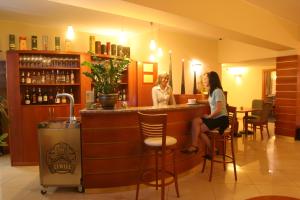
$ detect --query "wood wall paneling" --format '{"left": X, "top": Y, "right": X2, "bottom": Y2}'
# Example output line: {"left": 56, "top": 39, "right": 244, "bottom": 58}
{"left": 275, "top": 55, "right": 299, "bottom": 137}
{"left": 81, "top": 106, "right": 209, "bottom": 188}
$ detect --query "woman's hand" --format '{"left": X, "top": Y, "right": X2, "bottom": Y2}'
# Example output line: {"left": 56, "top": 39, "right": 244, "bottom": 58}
{"left": 203, "top": 114, "right": 210, "bottom": 118}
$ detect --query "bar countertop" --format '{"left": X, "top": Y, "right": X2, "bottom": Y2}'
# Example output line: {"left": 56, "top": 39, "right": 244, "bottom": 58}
{"left": 80, "top": 101, "right": 208, "bottom": 114}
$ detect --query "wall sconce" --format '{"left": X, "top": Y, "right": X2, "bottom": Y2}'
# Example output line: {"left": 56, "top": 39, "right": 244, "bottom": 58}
{"left": 234, "top": 74, "right": 242, "bottom": 85}
{"left": 226, "top": 67, "right": 246, "bottom": 85}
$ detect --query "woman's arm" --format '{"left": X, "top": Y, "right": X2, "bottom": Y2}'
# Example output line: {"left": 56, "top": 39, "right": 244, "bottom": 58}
{"left": 152, "top": 87, "right": 158, "bottom": 106}
{"left": 169, "top": 88, "right": 176, "bottom": 105}
{"left": 208, "top": 101, "right": 222, "bottom": 118}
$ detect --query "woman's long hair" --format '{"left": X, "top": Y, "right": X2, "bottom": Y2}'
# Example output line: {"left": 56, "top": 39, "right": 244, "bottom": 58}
{"left": 155, "top": 72, "right": 169, "bottom": 85}
{"left": 208, "top": 71, "right": 223, "bottom": 96}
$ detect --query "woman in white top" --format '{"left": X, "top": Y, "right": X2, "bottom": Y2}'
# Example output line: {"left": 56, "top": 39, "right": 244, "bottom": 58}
{"left": 181, "top": 71, "right": 228, "bottom": 159}
{"left": 152, "top": 73, "right": 176, "bottom": 106}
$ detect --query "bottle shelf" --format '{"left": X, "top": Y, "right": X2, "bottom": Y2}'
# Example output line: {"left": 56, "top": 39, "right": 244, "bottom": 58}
{"left": 20, "top": 83, "right": 80, "bottom": 86}
{"left": 21, "top": 103, "right": 81, "bottom": 107}
{"left": 91, "top": 54, "right": 130, "bottom": 60}
{"left": 19, "top": 67, "right": 80, "bottom": 70}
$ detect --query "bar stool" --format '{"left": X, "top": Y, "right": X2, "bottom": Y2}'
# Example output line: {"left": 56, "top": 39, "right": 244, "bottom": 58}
{"left": 201, "top": 106, "right": 237, "bottom": 182}
{"left": 136, "top": 112, "right": 180, "bottom": 200}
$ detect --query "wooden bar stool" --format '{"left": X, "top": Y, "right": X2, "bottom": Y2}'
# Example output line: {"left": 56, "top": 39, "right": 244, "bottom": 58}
{"left": 201, "top": 106, "right": 237, "bottom": 182}
{"left": 136, "top": 112, "right": 180, "bottom": 200}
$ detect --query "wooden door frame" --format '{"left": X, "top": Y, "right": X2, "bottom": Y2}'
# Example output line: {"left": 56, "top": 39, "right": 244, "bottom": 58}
{"left": 262, "top": 69, "right": 276, "bottom": 100}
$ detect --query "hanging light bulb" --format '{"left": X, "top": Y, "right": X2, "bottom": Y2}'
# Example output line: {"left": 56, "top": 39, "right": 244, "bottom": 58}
{"left": 118, "top": 31, "right": 128, "bottom": 45}
{"left": 149, "top": 39, "right": 156, "bottom": 51}
{"left": 66, "top": 26, "right": 75, "bottom": 41}
{"left": 149, "top": 54, "right": 156, "bottom": 62}
{"left": 157, "top": 47, "right": 163, "bottom": 57}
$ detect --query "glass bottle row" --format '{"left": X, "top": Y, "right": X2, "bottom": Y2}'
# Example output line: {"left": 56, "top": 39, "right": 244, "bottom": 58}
{"left": 19, "top": 55, "right": 79, "bottom": 68}
{"left": 20, "top": 70, "right": 75, "bottom": 84}
{"left": 23, "top": 87, "right": 75, "bottom": 105}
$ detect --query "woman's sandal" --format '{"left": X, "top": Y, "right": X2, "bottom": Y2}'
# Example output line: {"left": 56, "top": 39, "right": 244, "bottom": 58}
{"left": 181, "top": 146, "right": 199, "bottom": 154}
{"left": 202, "top": 154, "right": 212, "bottom": 160}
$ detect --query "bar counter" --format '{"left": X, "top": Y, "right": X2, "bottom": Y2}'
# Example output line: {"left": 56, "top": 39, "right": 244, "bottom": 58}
{"left": 80, "top": 103, "right": 209, "bottom": 189}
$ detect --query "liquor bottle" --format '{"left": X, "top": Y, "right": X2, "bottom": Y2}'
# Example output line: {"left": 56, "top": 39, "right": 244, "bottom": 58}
{"left": 122, "top": 89, "right": 126, "bottom": 101}
{"left": 20, "top": 71, "right": 25, "bottom": 84}
{"left": 26, "top": 72, "right": 32, "bottom": 84}
{"left": 31, "top": 35, "right": 38, "bottom": 50}
{"left": 61, "top": 71, "right": 66, "bottom": 83}
{"left": 55, "top": 88, "right": 61, "bottom": 104}
{"left": 118, "top": 90, "right": 123, "bottom": 101}
{"left": 101, "top": 44, "right": 106, "bottom": 54}
{"left": 65, "top": 71, "right": 70, "bottom": 83}
{"left": 55, "top": 36, "right": 60, "bottom": 51}
{"left": 37, "top": 88, "right": 43, "bottom": 104}
{"left": 61, "top": 88, "right": 67, "bottom": 104}
{"left": 106, "top": 42, "right": 111, "bottom": 55}
{"left": 95, "top": 41, "right": 101, "bottom": 54}
{"left": 31, "top": 72, "right": 36, "bottom": 84}
{"left": 69, "top": 88, "right": 74, "bottom": 98}
{"left": 24, "top": 88, "right": 31, "bottom": 105}
{"left": 56, "top": 70, "right": 60, "bottom": 83}
{"left": 19, "top": 36, "right": 27, "bottom": 50}
{"left": 45, "top": 70, "right": 51, "bottom": 84}
{"left": 9, "top": 34, "right": 16, "bottom": 50}
{"left": 70, "top": 70, "right": 75, "bottom": 84}
{"left": 36, "top": 71, "right": 41, "bottom": 84}
{"left": 41, "top": 70, "right": 46, "bottom": 84}
{"left": 43, "top": 89, "right": 48, "bottom": 104}
{"left": 50, "top": 70, "right": 55, "bottom": 84}
{"left": 111, "top": 44, "right": 116, "bottom": 56}
{"left": 48, "top": 88, "right": 54, "bottom": 104}
{"left": 89, "top": 36, "right": 95, "bottom": 53}
{"left": 31, "top": 87, "right": 37, "bottom": 104}
{"left": 42, "top": 35, "right": 48, "bottom": 50}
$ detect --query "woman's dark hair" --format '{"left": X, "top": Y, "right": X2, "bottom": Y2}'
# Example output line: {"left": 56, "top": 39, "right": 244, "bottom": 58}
{"left": 208, "top": 71, "right": 223, "bottom": 96}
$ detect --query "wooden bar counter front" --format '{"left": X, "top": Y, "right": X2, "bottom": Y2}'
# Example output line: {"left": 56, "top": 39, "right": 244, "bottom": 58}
{"left": 80, "top": 103, "right": 209, "bottom": 189}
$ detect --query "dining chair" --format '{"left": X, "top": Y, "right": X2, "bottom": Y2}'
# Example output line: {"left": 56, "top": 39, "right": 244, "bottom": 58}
{"left": 243, "top": 99, "right": 264, "bottom": 129}
{"left": 247, "top": 102, "right": 272, "bottom": 140}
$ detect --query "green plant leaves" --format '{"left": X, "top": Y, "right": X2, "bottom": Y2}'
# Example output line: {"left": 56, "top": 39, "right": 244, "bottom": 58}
{"left": 0, "top": 133, "right": 8, "bottom": 146}
{"left": 82, "top": 55, "right": 130, "bottom": 94}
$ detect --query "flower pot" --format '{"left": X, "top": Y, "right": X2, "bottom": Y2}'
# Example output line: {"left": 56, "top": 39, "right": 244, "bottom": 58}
{"left": 98, "top": 93, "right": 118, "bottom": 109}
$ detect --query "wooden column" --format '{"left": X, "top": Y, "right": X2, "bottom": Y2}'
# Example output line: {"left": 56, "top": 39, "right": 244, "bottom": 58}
{"left": 275, "top": 55, "right": 299, "bottom": 137}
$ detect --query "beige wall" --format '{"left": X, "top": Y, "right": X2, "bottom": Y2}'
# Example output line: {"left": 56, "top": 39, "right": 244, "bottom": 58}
{"left": 221, "top": 63, "right": 275, "bottom": 109}
{"left": 130, "top": 29, "right": 220, "bottom": 94}
{"left": 0, "top": 20, "right": 220, "bottom": 94}
{"left": 218, "top": 39, "right": 297, "bottom": 63}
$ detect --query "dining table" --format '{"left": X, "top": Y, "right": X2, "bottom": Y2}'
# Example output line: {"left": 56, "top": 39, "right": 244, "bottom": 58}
{"left": 236, "top": 107, "right": 261, "bottom": 135}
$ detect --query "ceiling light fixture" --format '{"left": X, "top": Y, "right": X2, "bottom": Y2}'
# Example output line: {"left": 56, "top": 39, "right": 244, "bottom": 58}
{"left": 118, "top": 30, "right": 128, "bottom": 45}
{"left": 149, "top": 22, "right": 157, "bottom": 51}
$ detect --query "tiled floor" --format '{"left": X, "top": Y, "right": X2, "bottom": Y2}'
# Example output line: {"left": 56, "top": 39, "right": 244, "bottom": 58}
{"left": 1, "top": 122, "right": 300, "bottom": 200}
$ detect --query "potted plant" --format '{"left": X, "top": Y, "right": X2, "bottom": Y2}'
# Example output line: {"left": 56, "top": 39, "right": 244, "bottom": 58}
{"left": 0, "top": 96, "right": 8, "bottom": 152}
{"left": 82, "top": 55, "right": 130, "bottom": 109}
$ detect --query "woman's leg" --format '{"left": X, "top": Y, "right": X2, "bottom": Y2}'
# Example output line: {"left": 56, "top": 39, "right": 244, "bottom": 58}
{"left": 191, "top": 117, "right": 202, "bottom": 147}
{"left": 191, "top": 118, "right": 210, "bottom": 146}
{"left": 199, "top": 124, "right": 211, "bottom": 155}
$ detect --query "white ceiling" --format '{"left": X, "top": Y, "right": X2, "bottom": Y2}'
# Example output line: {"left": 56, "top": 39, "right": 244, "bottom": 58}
{"left": 0, "top": 0, "right": 299, "bottom": 50}
{"left": 245, "top": 0, "right": 300, "bottom": 25}
{"left": 0, "top": 0, "right": 150, "bottom": 36}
